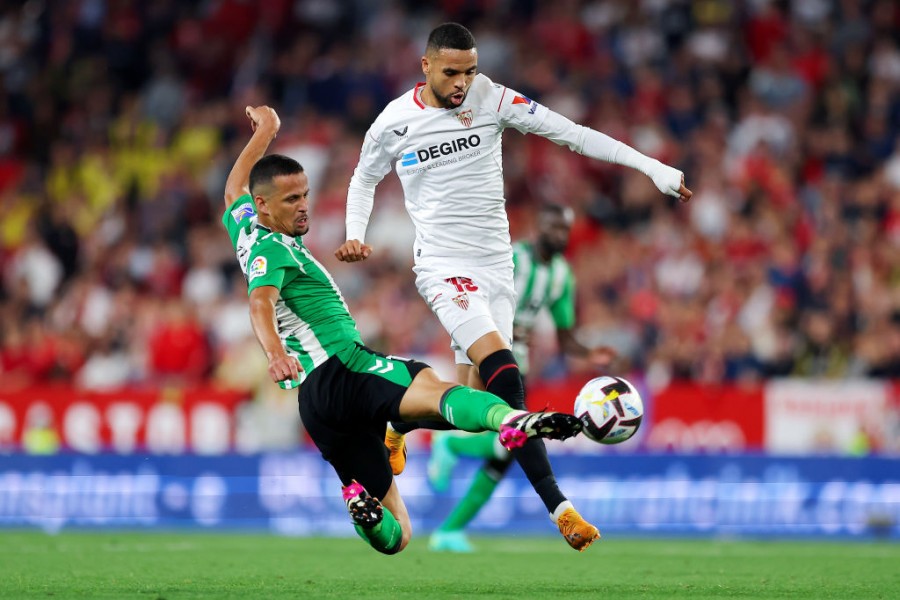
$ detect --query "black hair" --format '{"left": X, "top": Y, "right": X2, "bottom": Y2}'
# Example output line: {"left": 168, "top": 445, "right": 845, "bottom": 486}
{"left": 249, "top": 154, "right": 304, "bottom": 195}
{"left": 426, "top": 22, "right": 476, "bottom": 54}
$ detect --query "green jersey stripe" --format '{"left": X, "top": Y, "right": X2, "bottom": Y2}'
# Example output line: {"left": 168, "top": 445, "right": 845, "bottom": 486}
{"left": 511, "top": 240, "right": 576, "bottom": 375}
{"left": 513, "top": 245, "right": 529, "bottom": 298}
{"left": 271, "top": 235, "right": 307, "bottom": 273}
{"left": 295, "top": 244, "right": 354, "bottom": 315}
{"left": 223, "top": 195, "right": 363, "bottom": 380}
{"left": 513, "top": 240, "right": 576, "bottom": 331}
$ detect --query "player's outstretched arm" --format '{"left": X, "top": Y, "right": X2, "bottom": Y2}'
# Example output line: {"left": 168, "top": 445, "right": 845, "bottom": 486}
{"left": 223, "top": 105, "right": 281, "bottom": 210}
{"left": 528, "top": 109, "right": 693, "bottom": 202}
{"left": 341, "top": 128, "right": 393, "bottom": 262}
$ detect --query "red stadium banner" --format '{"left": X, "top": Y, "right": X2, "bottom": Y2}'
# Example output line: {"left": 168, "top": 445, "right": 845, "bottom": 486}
{"left": 0, "top": 386, "right": 249, "bottom": 455}
{"left": 645, "top": 382, "right": 765, "bottom": 452}
{"left": 525, "top": 378, "right": 765, "bottom": 452}
{"left": 525, "top": 377, "right": 595, "bottom": 413}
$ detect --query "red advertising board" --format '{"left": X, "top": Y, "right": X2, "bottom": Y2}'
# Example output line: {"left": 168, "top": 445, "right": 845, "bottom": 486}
{"left": 645, "top": 382, "right": 765, "bottom": 452}
{"left": 526, "top": 378, "right": 765, "bottom": 452}
{"left": 0, "top": 386, "right": 249, "bottom": 454}
{"left": 2, "top": 380, "right": 893, "bottom": 456}
{"left": 525, "top": 377, "right": 595, "bottom": 413}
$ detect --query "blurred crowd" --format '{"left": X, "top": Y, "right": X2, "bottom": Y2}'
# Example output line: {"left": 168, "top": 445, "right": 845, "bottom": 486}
{"left": 1, "top": 0, "right": 900, "bottom": 396}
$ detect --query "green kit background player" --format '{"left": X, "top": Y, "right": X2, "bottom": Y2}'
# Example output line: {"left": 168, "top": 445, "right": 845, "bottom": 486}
{"left": 428, "top": 203, "right": 617, "bottom": 553}
{"left": 222, "top": 105, "right": 583, "bottom": 555}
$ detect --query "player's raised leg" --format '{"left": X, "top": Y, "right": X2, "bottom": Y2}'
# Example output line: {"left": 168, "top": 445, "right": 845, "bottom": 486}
{"left": 396, "top": 367, "right": 581, "bottom": 448}
{"left": 465, "top": 332, "right": 601, "bottom": 551}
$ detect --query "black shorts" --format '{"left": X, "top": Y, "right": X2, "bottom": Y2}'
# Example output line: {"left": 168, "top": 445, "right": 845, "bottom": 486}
{"left": 298, "top": 342, "right": 429, "bottom": 500}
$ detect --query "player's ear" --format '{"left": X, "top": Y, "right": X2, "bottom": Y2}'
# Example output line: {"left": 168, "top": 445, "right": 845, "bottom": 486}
{"left": 421, "top": 55, "right": 429, "bottom": 75}
{"left": 253, "top": 195, "right": 269, "bottom": 216}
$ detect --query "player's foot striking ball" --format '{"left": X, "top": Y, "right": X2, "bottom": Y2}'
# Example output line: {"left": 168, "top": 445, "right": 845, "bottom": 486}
{"left": 499, "top": 411, "right": 583, "bottom": 449}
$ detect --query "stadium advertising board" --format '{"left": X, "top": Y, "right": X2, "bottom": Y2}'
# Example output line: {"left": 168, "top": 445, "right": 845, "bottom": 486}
{"left": 0, "top": 453, "right": 896, "bottom": 539}
{"left": 644, "top": 382, "right": 764, "bottom": 452}
{"left": 764, "top": 379, "right": 890, "bottom": 454}
{"left": 0, "top": 387, "right": 248, "bottom": 455}
{"left": 1, "top": 380, "right": 896, "bottom": 456}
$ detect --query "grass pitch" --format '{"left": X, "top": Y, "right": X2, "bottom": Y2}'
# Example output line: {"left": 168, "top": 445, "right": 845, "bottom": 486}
{"left": 1, "top": 531, "right": 897, "bottom": 599}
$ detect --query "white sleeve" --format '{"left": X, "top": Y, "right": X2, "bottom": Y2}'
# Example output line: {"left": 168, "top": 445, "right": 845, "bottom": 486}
{"left": 528, "top": 109, "right": 684, "bottom": 198}
{"left": 346, "top": 130, "right": 393, "bottom": 242}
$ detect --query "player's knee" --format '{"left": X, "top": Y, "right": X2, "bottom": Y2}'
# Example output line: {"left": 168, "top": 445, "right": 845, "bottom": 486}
{"left": 398, "top": 527, "right": 412, "bottom": 553}
{"left": 478, "top": 349, "right": 525, "bottom": 410}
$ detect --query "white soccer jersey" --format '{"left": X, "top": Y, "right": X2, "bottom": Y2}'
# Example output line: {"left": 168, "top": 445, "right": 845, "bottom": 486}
{"left": 346, "top": 75, "right": 558, "bottom": 267}
{"left": 346, "top": 74, "right": 685, "bottom": 268}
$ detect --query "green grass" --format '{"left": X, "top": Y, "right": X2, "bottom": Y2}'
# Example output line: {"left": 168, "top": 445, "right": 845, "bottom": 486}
{"left": 0, "top": 532, "right": 897, "bottom": 599}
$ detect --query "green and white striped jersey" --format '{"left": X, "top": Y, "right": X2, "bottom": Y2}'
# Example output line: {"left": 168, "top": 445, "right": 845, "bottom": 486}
{"left": 223, "top": 195, "right": 362, "bottom": 386}
{"left": 511, "top": 241, "right": 576, "bottom": 374}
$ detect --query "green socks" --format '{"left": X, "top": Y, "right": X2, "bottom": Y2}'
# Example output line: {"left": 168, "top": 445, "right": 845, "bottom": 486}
{"left": 353, "top": 505, "right": 403, "bottom": 555}
{"left": 438, "top": 466, "right": 501, "bottom": 532}
{"left": 434, "top": 386, "right": 523, "bottom": 533}
{"left": 447, "top": 431, "right": 504, "bottom": 459}
{"left": 439, "top": 386, "right": 517, "bottom": 432}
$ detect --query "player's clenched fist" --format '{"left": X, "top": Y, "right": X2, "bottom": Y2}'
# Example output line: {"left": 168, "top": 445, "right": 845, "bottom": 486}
{"left": 266, "top": 351, "right": 302, "bottom": 383}
{"left": 245, "top": 105, "right": 281, "bottom": 135}
{"left": 335, "top": 239, "right": 373, "bottom": 262}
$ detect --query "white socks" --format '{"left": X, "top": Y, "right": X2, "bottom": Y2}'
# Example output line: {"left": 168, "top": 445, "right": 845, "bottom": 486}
{"left": 550, "top": 500, "right": 575, "bottom": 523}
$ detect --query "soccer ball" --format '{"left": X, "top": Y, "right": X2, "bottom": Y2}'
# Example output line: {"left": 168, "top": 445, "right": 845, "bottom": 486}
{"left": 573, "top": 376, "right": 644, "bottom": 444}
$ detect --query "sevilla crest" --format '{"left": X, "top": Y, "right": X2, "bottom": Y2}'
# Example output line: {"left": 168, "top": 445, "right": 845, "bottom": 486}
{"left": 452, "top": 293, "right": 470, "bottom": 310}
{"left": 456, "top": 109, "right": 474, "bottom": 128}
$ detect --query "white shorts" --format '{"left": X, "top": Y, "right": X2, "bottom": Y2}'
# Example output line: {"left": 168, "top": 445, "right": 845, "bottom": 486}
{"left": 414, "top": 262, "right": 515, "bottom": 365}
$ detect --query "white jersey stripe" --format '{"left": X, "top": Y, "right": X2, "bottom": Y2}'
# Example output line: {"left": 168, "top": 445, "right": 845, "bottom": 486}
{"left": 274, "top": 300, "right": 328, "bottom": 370}
{"left": 272, "top": 236, "right": 307, "bottom": 273}
{"left": 549, "top": 257, "right": 567, "bottom": 300}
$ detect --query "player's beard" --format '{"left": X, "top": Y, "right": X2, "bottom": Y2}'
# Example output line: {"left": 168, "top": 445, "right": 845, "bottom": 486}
{"left": 288, "top": 214, "right": 309, "bottom": 237}
{"left": 432, "top": 85, "right": 467, "bottom": 109}
{"left": 538, "top": 236, "right": 567, "bottom": 258}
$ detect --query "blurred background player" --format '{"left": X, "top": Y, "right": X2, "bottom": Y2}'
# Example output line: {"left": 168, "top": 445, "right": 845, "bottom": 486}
{"left": 223, "top": 105, "right": 583, "bottom": 555}
{"left": 428, "top": 202, "right": 617, "bottom": 552}
{"left": 335, "top": 22, "right": 690, "bottom": 551}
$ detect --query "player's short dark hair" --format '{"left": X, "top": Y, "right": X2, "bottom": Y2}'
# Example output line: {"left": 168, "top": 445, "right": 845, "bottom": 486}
{"left": 249, "top": 154, "right": 304, "bottom": 195}
{"left": 426, "top": 22, "right": 476, "bottom": 54}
